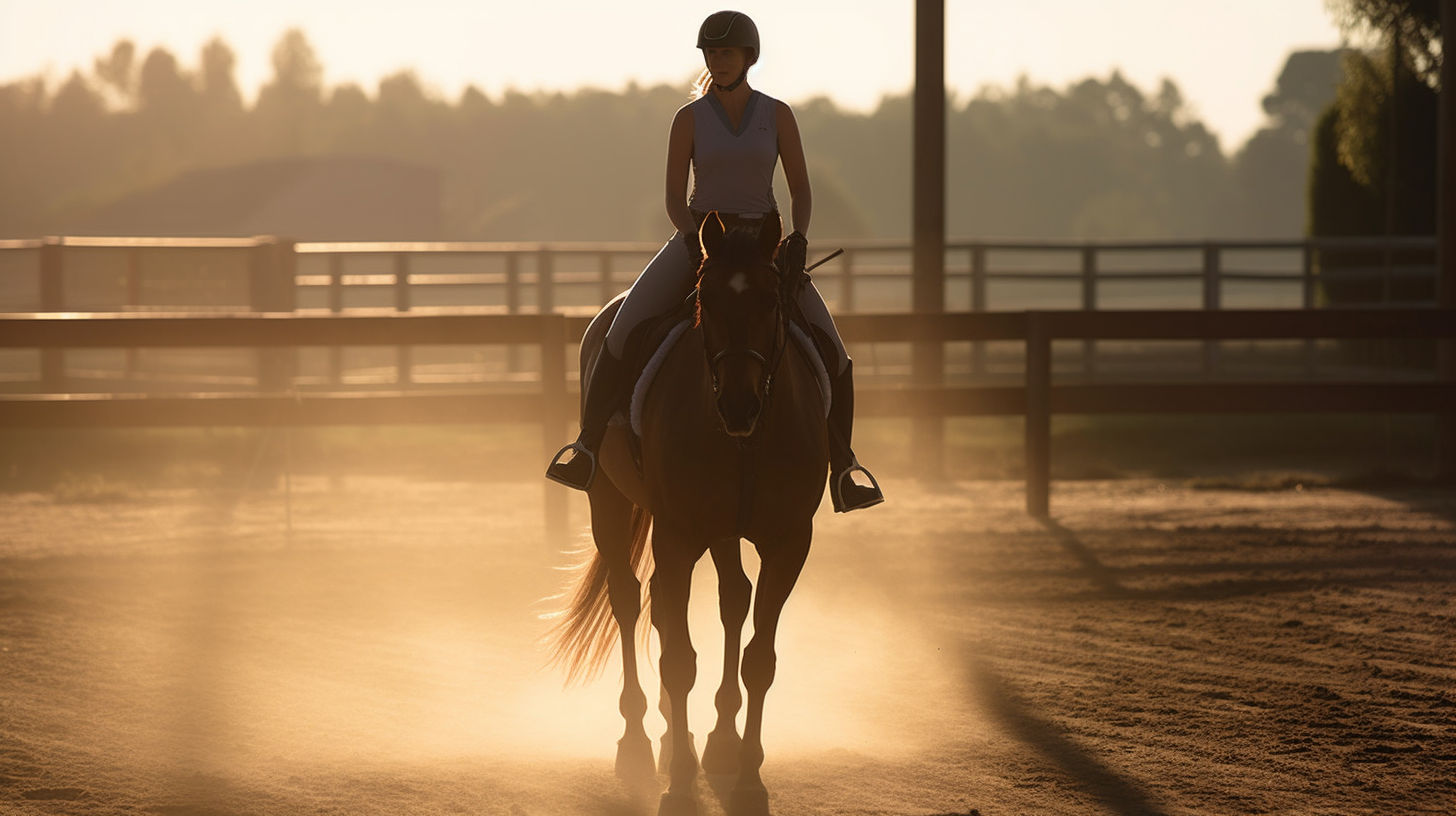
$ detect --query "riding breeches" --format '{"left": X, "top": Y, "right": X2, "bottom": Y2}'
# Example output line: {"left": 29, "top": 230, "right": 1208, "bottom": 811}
{"left": 604, "top": 231, "right": 850, "bottom": 374}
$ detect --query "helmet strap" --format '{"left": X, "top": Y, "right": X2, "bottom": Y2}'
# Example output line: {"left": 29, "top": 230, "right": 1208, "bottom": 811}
{"left": 713, "top": 72, "right": 747, "bottom": 93}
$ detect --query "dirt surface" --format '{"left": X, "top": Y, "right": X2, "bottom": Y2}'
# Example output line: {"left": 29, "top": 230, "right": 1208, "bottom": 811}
{"left": 1, "top": 476, "right": 1453, "bottom": 815}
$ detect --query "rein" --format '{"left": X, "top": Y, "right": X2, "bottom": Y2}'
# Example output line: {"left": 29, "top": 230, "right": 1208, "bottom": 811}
{"left": 699, "top": 258, "right": 792, "bottom": 537}
{"left": 694, "top": 233, "right": 837, "bottom": 535}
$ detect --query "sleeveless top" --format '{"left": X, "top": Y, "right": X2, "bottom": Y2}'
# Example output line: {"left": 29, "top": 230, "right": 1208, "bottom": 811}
{"left": 688, "top": 90, "right": 779, "bottom": 216}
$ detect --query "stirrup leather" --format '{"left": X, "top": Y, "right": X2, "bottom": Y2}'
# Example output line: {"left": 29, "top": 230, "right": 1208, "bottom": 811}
{"left": 830, "top": 457, "right": 884, "bottom": 512}
{"left": 545, "top": 441, "right": 597, "bottom": 491}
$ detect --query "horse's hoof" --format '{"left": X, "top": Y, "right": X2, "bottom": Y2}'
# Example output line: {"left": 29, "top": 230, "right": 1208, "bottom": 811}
{"left": 616, "top": 734, "right": 656, "bottom": 785}
{"left": 700, "top": 728, "right": 742, "bottom": 776}
{"left": 657, "top": 791, "right": 698, "bottom": 816}
{"left": 657, "top": 731, "right": 696, "bottom": 776}
{"left": 728, "top": 785, "right": 770, "bottom": 816}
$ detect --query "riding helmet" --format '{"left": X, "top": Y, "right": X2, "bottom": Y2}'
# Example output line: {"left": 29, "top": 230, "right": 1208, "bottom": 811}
{"left": 697, "top": 11, "right": 759, "bottom": 62}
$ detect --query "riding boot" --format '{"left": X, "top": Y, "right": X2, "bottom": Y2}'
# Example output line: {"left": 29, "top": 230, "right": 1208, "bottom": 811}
{"left": 545, "top": 352, "right": 631, "bottom": 491}
{"left": 827, "top": 360, "right": 884, "bottom": 512}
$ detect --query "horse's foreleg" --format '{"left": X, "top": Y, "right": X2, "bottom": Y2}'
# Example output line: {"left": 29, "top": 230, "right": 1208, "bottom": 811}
{"left": 731, "top": 525, "right": 811, "bottom": 816}
{"left": 651, "top": 540, "right": 702, "bottom": 816}
{"left": 701, "top": 538, "right": 749, "bottom": 776}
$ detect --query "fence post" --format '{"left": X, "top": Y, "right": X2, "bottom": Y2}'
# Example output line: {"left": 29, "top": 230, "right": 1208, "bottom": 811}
{"left": 507, "top": 253, "right": 523, "bottom": 374}
{"left": 250, "top": 237, "right": 297, "bottom": 391}
{"left": 125, "top": 247, "right": 141, "bottom": 384}
{"left": 1302, "top": 243, "right": 1317, "bottom": 375}
{"left": 839, "top": 249, "right": 855, "bottom": 312}
{"left": 1202, "top": 243, "right": 1222, "bottom": 376}
{"left": 1081, "top": 245, "right": 1097, "bottom": 377}
{"left": 599, "top": 252, "right": 615, "bottom": 306}
{"left": 540, "top": 312, "right": 570, "bottom": 542}
{"left": 971, "top": 244, "right": 987, "bottom": 376}
{"left": 536, "top": 248, "right": 555, "bottom": 315}
{"left": 394, "top": 253, "right": 412, "bottom": 386}
{"left": 329, "top": 254, "right": 344, "bottom": 385}
{"left": 39, "top": 237, "right": 65, "bottom": 391}
{"left": 1025, "top": 312, "right": 1051, "bottom": 518}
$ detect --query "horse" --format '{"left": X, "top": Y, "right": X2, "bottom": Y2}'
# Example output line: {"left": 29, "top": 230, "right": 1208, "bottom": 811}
{"left": 549, "top": 212, "right": 829, "bottom": 816}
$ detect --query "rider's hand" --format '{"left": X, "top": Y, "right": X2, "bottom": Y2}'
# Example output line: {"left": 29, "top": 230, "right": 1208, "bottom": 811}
{"left": 780, "top": 231, "right": 807, "bottom": 277}
{"left": 685, "top": 233, "right": 705, "bottom": 271}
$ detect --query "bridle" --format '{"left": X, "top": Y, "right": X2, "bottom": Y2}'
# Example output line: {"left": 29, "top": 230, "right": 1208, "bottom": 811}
{"left": 701, "top": 259, "right": 790, "bottom": 421}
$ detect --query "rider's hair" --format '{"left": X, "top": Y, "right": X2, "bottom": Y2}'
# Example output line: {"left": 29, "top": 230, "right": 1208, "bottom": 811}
{"left": 691, "top": 69, "right": 713, "bottom": 99}
{"left": 689, "top": 47, "right": 756, "bottom": 99}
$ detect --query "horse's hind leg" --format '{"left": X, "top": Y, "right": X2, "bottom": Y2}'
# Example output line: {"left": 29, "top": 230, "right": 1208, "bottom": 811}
{"left": 731, "top": 522, "right": 811, "bottom": 816}
{"left": 701, "top": 538, "right": 750, "bottom": 776}
{"left": 591, "top": 484, "right": 654, "bottom": 784}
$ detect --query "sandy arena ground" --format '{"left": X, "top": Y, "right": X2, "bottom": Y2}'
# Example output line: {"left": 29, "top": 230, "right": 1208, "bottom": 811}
{"left": 1, "top": 476, "right": 1453, "bottom": 815}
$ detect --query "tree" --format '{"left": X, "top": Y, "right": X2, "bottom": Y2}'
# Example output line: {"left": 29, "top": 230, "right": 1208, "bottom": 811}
{"left": 92, "top": 40, "right": 136, "bottom": 109}
{"left": 254, "top": 29, "right": 325, "bottom": 154}
{"left": 1326, "top": 0, "right": 1442, "bottom": 83}
{"left": 1319, "top": 0, "right": 1441, "bottom": 237}
{"left": 1231, "top": 50, "right": 1347, "bottom": 237}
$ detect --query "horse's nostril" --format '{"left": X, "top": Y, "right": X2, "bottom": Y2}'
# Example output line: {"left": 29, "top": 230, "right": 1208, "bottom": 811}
{"left": 717, "top": 393, "right": 762, "bottom": 436}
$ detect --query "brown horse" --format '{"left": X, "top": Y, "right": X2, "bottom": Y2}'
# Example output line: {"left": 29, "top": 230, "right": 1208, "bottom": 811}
{"left": 549, "top": 213, "right": 829, "bottom": 816}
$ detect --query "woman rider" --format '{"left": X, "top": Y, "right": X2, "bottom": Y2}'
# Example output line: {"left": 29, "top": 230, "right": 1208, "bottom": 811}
{"left": 546, "top": 10, "right": 883, "bottom": 513}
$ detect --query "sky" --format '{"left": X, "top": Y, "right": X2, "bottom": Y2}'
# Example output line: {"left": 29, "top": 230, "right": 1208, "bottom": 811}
{"left": 0, "top": 0, "right": 1349, "bottom": 150}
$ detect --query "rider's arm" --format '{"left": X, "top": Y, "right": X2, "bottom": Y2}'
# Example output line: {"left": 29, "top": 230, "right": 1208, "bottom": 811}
{"left": 777, "top": 101, "right": 812, "bottom": 238}
{"left": 665, "top": 105, "right": 697, "bottom": 238}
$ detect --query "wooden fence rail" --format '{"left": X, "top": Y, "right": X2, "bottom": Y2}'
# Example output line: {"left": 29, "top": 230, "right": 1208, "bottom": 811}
{"left": 2, "top": 234, "right": 1439, "bottom": 318}
{"left": 1, "top": 308, "right": 1452, "bottom": 518}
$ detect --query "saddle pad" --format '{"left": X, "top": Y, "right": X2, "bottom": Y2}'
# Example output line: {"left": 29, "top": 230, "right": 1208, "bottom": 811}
{"left": 630, "top": 320, "right": 831, "bottom": 437}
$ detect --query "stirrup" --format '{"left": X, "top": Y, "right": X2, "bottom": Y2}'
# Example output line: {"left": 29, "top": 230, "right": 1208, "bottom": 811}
{"left": 830, "top": 458, "right": 884, "bottom": 513}
{"left": 545, "top": 441, "right": 597, "bottom": 491}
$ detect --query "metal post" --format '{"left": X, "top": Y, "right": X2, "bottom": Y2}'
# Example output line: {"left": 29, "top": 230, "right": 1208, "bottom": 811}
{"left": 912, "top": 0, "right": 947, "bottom": 479}
{"left": 1025, "top": 313, "right": 1051, "bottom": 518}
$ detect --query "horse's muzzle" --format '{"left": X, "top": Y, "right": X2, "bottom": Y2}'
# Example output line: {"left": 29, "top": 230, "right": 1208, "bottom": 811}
{"left": 716, "top": 391, "right": 763, "bottom": 438}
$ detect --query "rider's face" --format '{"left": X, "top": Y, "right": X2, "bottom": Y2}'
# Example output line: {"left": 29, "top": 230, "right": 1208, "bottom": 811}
{"left": 702, "top": 46, "right": 749, "bottom": 86}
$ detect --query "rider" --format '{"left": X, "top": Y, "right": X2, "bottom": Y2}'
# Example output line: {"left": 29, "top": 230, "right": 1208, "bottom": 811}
{"left": 545, "top": 10, "right": 883, "bottom": 513}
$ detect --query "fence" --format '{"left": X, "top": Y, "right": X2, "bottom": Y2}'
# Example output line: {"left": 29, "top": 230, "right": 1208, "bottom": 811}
{"left": 2, "top": 308, "right": 1451, "bottom": 521}
{"left": 1, "top": 234, "right": 1439, "bottom": 318}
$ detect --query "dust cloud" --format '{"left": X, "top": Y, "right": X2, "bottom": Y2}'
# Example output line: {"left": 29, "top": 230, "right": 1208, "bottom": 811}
{"left": 3, "top": 474, "right": 1452, "bottom": 814}
{"left": 0, "top": 474, "right": 979, "bottom": 804}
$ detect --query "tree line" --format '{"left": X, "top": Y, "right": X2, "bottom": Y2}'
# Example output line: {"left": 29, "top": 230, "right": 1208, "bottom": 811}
{"left": 0, "top": 9, "right": 1436, "bottom": 244}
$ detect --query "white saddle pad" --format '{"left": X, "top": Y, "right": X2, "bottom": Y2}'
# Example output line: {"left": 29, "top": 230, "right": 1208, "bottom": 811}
{"left": 629, "top": 321, "right": 830, "bottom": 437}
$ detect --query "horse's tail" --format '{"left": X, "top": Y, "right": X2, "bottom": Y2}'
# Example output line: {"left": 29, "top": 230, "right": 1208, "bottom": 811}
{"left": 546, "top": 505, "right": 654, "bottom": 685}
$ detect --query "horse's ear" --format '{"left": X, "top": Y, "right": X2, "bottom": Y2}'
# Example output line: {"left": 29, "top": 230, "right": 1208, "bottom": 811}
{"left": 699, "top": 212, "right": 726, "bottom": 259}
{"left": 760, "top": 216, "right": 783, "bottom": 259}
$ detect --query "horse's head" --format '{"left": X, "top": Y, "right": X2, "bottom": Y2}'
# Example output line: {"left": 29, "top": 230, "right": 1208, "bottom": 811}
{"left": 695, "top": 212, "right": 785, "bottom": 438}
